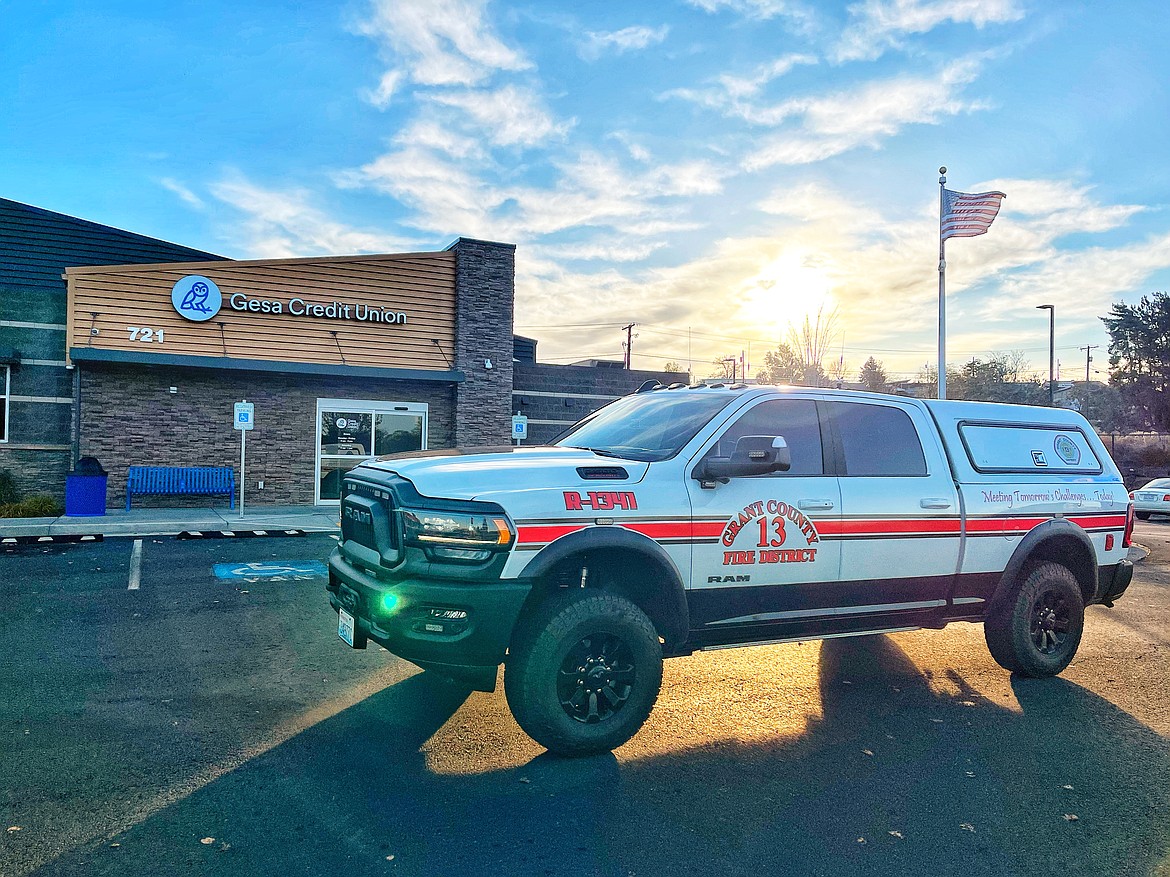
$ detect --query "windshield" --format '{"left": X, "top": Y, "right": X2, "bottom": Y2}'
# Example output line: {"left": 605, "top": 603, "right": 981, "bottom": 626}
{"left": 554, "top": 391, "right": 736, "bottom": 462}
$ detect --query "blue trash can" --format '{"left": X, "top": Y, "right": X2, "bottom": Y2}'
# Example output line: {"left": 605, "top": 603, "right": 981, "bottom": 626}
{"left": 65, "top": 457, "right": 108, "bottom": 517}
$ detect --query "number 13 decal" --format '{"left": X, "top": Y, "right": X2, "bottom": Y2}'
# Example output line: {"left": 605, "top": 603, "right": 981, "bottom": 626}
{"left": 757, "top": 516, "right": 787, "bottom": 548}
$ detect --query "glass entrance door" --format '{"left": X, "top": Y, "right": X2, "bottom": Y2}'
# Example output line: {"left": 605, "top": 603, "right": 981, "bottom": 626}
{"left": 315, "top": 399, "right": 427, "bottom": 503}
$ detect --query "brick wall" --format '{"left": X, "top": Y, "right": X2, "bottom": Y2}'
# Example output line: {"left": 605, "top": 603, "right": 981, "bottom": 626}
{"left": 513, "top": 363, "right": 684, "bottom": 444}
{"left": 0, "top": 448, "right": 71, "bottom": 501}
{"left": 79, "top": 365, "right": 456, "bottom": 508}
{"left": 451, "top": 239, "right": 514, "bottom": 447}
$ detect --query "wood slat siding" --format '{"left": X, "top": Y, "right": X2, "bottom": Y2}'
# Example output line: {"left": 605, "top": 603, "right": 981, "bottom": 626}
{"left": 67, "top": 252, "right": 457, "bottom": 370}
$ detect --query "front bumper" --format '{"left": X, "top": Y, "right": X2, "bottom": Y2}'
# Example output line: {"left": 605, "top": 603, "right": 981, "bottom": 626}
{"left": 326, "top": 548, "right": 531, "bottom": 691}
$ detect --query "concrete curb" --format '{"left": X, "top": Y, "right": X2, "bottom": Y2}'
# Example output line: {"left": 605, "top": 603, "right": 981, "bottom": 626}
{"left": 0, "top": 507, "right": 339, "bottom": 541}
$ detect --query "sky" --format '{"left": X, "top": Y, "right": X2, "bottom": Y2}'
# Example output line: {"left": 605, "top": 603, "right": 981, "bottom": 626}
{"left": 3, "top": 0, "right": 1169, "bottom": 382}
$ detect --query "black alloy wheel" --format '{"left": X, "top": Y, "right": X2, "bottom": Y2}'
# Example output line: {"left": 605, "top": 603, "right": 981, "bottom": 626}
{"left": 505, "top": 589, "right": 663, "bottom": 756}
{"left": 1030, "top": 588, "right": 1072, "bottom": 655}
{"left": 984, "top": 561, "right": 1084, "bottom": 677}
{"left": 557, "top": 633, "right": 635, "bottom": 724}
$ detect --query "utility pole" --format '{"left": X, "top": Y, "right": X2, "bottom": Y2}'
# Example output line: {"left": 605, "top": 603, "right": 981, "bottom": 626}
{"left": 622, "top": 323, "right": 636, "bottom": 369}
{"left": 1080, "top": 345, "right": 1098, "bottom": 382}
{"left": 1036, "top": 304, "right": 1055, "bottom": 405}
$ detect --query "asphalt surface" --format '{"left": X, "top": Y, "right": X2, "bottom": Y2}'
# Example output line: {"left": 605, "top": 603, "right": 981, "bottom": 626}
{"left": 2, "top": 527, "right": 1169, "bottom": 877}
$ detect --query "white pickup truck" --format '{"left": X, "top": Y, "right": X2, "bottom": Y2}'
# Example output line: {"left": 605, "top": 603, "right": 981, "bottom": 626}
{"left": 327, "top": 384, "right": 1134, "bottom": 755}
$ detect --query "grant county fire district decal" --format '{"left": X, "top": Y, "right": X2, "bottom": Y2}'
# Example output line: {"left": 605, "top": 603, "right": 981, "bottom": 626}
{"left": 721, "top": 499, "right": 819, "bottom": 566}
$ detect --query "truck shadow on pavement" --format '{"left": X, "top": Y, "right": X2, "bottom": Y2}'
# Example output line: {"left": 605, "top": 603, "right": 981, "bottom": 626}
{"left": 26, "top": 636, "right": 1170, "bottom": 877}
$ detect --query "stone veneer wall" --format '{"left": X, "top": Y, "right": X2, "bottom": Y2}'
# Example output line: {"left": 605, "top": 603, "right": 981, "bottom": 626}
{"left": 450, "top": 238, "right": 515, "bottom": 447}
{"left": 79, "top": 365, "right": 456, "bottom": 508}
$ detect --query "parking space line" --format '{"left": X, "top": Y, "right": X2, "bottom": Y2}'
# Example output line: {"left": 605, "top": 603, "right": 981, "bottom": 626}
{"left": 128, "top": 539, "right": 143, "bottom": 590}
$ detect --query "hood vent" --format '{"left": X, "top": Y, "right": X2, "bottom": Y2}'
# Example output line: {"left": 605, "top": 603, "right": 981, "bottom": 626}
{"left": 576, "top": 466, "right": 629, "bottom": 480}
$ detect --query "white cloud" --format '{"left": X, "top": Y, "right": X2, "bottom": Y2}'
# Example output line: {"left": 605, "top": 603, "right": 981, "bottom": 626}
{"left": 210, "top": 175, "right": 422, "bottom": 258}
{"left": 743, "top": 58, "right": 989, "bottom": 168}
{"left": 353, "top": 0, "right": 530, "bottom": 101}
{"left": 159, "top": 178, "right": 204, "bottom": 210}
{"left": 341, "top": 142, "right": 725, "bottom": 243}
{"left": 579, "top": 25, "right": 669, "bottom": 61}
{"left": 336, "top": 146, "right": 505, "bottom": 239}
{"left": 835, "top": 0, "right": 1024, "bottom": 63}
{"left": 533, "top": 239, "right": 669, "bottom": 263}
{"left": 392, "top": 118, "right": 484, "bottom": 159}
{"left": 426, "top": 85, "right": 572, "bottom": 147}
{"left": 686, "top": 0, "right": 817, "bottom": 30}
{"left": 364, "top": 70, "right": 403, "bottom": 110}
{"left": 662, "top": 52, "right": 818, "bottom": 116}
{"left": 607, "top": 132, "right": 653, "bottom": 162}
{"left": 716, "top": 53, "right": 818, "bottom": 98}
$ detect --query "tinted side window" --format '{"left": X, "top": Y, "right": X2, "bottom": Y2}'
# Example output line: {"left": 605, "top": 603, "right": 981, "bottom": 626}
{"left": 711, "top": 399, "right": 824, "bottom": 476}
{"left": 829, "top": 402, "right": 926, "bottom": 476}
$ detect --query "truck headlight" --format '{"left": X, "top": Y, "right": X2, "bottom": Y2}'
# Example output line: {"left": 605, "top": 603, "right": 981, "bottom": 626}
{"left": 401, "top": 509, "right": 514, "bottom": 561}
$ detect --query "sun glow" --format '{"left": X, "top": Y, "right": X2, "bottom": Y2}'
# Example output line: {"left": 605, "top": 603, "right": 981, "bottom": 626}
{"left": 740, "top": 250, "right": 836, "bottom": 335}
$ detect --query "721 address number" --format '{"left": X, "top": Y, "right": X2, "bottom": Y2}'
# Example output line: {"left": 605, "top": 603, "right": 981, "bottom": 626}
{"left": 127, "top": 327, "right": 165, "bottom": 343}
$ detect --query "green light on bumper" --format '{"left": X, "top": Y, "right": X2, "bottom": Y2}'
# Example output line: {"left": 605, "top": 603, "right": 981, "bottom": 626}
{"left": 381, "top": 593, "right": 401, "bottom": 614}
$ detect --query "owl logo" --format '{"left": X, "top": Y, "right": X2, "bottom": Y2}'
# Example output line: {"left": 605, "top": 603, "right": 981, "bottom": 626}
{"left": 171, "top": 276, "right": 222, "bottom": 322}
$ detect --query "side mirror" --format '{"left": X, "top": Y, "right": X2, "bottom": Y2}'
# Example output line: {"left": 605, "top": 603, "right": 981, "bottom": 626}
{"left": 692, "top": 435, "right": 792, "bottom": 483}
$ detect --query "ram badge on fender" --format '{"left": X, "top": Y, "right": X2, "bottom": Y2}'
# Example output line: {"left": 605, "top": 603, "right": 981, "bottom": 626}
{"left": 325, "top": 384, "right": 1134, "bottom": 756}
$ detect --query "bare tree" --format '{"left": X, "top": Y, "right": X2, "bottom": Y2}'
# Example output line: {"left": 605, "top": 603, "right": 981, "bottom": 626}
{"left": 758, "top": 306, "right": 841, "bottom": 386}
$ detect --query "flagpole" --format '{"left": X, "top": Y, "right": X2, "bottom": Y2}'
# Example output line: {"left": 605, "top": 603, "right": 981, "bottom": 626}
{"left": 937, "top": 166, "right": 947, "bottom": 400}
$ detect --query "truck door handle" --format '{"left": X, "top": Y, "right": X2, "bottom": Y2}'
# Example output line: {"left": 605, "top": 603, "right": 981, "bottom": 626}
{"left": 920, "top": 498, "right": 952, "bottom": 509}
{"left": 798, "top": 499, "right": 835, "bottom": 511}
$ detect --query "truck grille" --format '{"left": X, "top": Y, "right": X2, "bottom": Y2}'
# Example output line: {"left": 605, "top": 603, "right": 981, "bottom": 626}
{"left": 341, "top": 479, "right": 399, "bottom": 551}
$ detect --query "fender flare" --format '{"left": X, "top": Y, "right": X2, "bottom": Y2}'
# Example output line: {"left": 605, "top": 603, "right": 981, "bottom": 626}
{"left": 990, "top": 518, "right": 1097, "bottom": 611}
{"left": 519, "top": 526, "right": 690, "bottom": 644}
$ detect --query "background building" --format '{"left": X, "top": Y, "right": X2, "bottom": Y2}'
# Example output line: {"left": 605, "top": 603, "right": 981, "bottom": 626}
{"left": 2, "top": 199, "right": 673, "bottom": 508}
{"left": 0, "top": 198, "right": 224, "bottom": 499}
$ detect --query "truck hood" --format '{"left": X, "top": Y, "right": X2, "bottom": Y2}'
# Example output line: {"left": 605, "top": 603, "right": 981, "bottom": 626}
{"left": 359, "top": 446, "right": 650, "bottom": 500}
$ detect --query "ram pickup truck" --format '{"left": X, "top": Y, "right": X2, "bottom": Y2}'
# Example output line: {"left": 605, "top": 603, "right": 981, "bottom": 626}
{"left": 326, "top": 384, "right": 1134, "bottom": 755}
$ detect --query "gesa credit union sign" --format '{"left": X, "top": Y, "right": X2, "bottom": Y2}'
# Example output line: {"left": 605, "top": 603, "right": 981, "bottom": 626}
{"left": 170, "top": 275, "right": 408, "bottom": 326}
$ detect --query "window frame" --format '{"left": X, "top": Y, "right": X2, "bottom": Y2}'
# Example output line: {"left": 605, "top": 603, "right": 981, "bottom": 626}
{"left": 0, "top": 365, "right": 9, "bottom": 444}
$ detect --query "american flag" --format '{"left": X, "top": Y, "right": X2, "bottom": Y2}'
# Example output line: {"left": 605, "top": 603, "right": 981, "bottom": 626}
{"left": 941, "top": 187, "right": 1006, "bottom": 241}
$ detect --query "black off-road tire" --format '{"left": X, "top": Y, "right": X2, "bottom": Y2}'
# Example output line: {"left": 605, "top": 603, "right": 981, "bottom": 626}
{"left": 504, "top": 589, "right": 663, "bottom": 756}
{"left": 1136, "top": 511, "right": 1151, "bottom": 521}
{"left": 984, "top": 561, "right": 1085, "bottom": 677}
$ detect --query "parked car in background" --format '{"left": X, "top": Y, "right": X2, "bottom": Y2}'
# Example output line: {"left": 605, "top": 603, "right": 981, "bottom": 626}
{"left": 1131, "top": 478, "right": 1170, "bottom": 520}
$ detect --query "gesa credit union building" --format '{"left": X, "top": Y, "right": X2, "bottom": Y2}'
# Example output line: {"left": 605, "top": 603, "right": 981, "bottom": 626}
{"left": 64, "top": 238, "right": 514, "bottom": 507}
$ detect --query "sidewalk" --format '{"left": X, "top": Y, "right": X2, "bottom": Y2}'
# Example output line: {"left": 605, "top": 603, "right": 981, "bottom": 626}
{"left": 0, "top": 504, "right": 340, "bottom": 540}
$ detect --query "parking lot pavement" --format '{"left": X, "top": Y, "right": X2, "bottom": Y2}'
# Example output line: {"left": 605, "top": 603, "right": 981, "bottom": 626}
{"left": 2, "top": 528, "right": 1170, "bottom": 877}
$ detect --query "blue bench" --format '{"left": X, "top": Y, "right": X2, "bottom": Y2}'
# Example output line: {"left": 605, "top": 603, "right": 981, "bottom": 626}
{"left": 125, "top": 466, "right": 235, "bottom": 510}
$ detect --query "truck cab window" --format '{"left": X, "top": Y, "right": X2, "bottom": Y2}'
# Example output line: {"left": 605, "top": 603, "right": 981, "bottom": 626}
{"left": 708, "top": 398, "right": 824, "bottom": 475}
{"left": 828, "top": 401, "right": 926, "bottom": 476}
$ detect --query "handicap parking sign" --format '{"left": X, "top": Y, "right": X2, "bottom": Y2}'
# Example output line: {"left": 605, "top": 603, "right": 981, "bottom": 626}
{"left": 234, "top": 402, "right": 255, "bottom": 431}
{"left": 511, "top": 414, "right": 528, "bottom": 440}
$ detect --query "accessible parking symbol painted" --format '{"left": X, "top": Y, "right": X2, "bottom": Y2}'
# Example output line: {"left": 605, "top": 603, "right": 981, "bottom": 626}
{"left": 213, "top": 560, "right": 328, "bottom": 583}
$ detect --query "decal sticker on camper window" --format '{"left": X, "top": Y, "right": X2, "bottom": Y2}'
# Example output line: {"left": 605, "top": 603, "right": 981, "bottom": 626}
{"left": 1054, "top": 434, "right": 1081, "bottom": 465}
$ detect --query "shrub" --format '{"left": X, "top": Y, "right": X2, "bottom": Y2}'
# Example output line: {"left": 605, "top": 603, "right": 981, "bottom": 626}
{"left": 0, "top": 495, "right": 64, "bottom": 518}
{"left": 0, "top": 469, "right": 19, "bottom": 504}
{"left": 1132, "top": 444, "right": 1170, "bottom": 468}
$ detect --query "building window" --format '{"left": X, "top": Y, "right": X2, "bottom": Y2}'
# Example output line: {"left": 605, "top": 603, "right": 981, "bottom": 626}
{"left": 315, "top": 398, "right": 428, "bottom": 503}
{"left": 0, "top": 365, "right": 9, "bottom": 443}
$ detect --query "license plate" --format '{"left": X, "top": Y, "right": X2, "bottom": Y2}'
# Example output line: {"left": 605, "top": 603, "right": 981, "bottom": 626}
{"left": 338, "top": 607, "right": 356, "bottom": 647}
{"left": 1137, "top": 493, "right": 1157, "bottom": 501}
